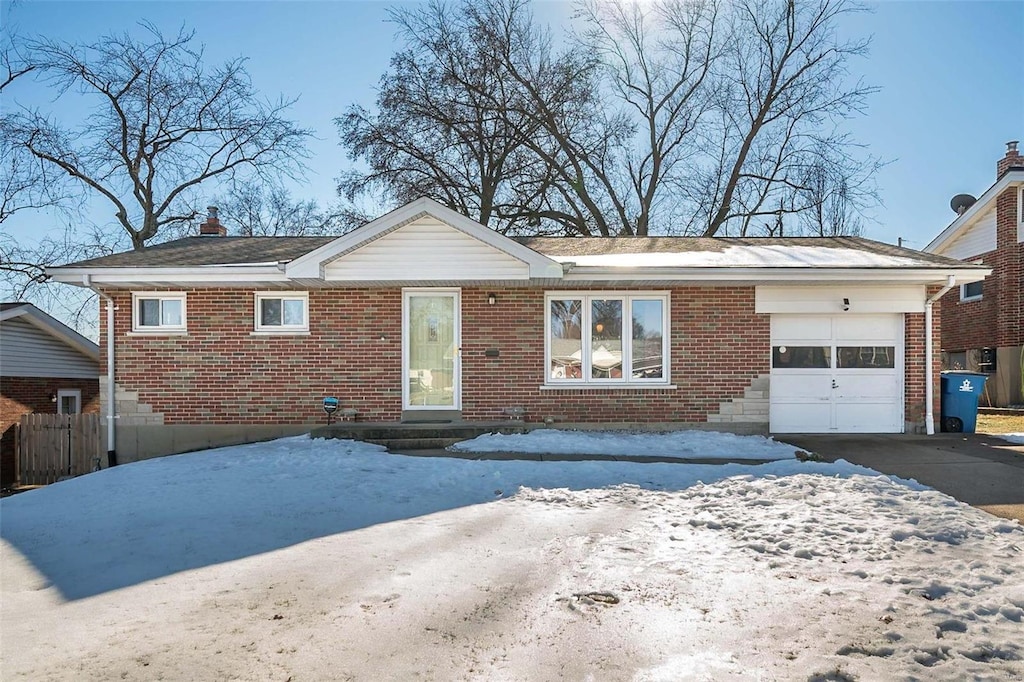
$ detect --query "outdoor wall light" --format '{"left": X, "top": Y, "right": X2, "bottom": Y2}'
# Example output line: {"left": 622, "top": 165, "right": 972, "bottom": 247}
{"left": 842, "top": 298, "right": 850, "bottom": 312}
{"left": 487, "top": 293, "right": 497, "bottom": 305}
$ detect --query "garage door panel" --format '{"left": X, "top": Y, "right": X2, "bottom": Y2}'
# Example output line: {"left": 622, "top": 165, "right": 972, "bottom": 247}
{"left": 771, "top": 403, "right": 833, "bottom": 433}
{"left": 834, "top": 374, "right": 898, "bottom": 399}
{"left": 771, "top": 374, "right": 833, "bottom": 399}
{"left": 836, "top": 404, "right": 901, "bottom": 433}
{"left": 772, "top": 315, "right": 831, "bottom": 341}
{"left": 834, "top": 315, "right": 898, "bottom": 341}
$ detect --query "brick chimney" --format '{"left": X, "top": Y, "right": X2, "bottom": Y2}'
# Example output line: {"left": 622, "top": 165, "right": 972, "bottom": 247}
{"left": 199, "top": 206, "right": 226, "bottom": 237}
{"left": 997, "top": 140, "right": 1022, "bottom": 177}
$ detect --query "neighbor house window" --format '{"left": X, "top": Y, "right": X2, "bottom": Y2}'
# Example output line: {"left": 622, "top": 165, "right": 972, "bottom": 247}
{"left": 546, "top": 292, "right": 668, "bottom": 384}
{"left": 960, "top": 281, "right": 982, "bottom": 302}
{"left": 254, "top": 292, "right": 308, "bottom": 333}
{"left": 57, "top": 388, "right": 81, "bottom": 414}
{"left": 131, "top": 292, "right": 186, "bottom": 333}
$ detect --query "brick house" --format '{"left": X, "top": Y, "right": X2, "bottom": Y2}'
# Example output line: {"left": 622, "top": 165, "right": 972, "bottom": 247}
{"left": 0, "top": 303, "right": 101, "bottom": 485}
{"left": 925, "top": 141, "right": 1024, "bottom": 407}
{"left": 48, "top": 199, "right": 988, "bottom": 463}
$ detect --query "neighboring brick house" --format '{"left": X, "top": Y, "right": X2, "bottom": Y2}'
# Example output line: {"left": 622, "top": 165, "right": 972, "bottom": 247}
{"left": 48, "top": 199, "right": 989, "bottom": 463}
{"left": 0, "top": 303, "right": 101, "bottom": 486}
{"left": 925, "top": 141, "right": 1024, "bottom": 407}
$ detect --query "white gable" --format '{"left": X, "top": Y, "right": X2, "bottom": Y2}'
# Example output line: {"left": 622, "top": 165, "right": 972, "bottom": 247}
{"left": 324, "top": 216, "right": 531, "bottom": 281}
{"left": 938, "top": 207, "right": 997, "bottom": 260}
{"left": 285, "top": 198, "right": 563, "bottom": 281}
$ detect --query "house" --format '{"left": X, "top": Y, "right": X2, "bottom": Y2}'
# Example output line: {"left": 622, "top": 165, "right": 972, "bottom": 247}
{"left": 925, "top": 141, "right": 1024, "bottom": 407}
{"left": 0, "top": 303, "right": 101, "bottom": 486}
{"left": 46, "top": 199, "right": 989, "bottom": 463}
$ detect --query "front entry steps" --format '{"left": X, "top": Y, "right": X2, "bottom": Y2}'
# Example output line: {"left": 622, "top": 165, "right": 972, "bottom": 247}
{"left": 311, "top": 420, "right": 530, "bottom": 451}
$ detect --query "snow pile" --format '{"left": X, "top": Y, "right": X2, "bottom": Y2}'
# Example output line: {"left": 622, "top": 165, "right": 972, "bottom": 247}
{"left": 2, "top": 434, "right": 1022, "bottom": 681}
{"left": 1001, "top": 433, "right": 1024, "bottom": 445}
{"left": 450, "top": 428, "right": 797, "bottom": 460}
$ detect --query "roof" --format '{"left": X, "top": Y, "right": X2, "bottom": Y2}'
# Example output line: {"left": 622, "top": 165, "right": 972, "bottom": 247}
{"left": 515, "top": 236, "right": 973, "bottom": 269}
{"left": 48, "top": 197, "right": 990, "bottom": 287}
{"left": 65, "top": 236, "right": 336, "bottom": 268}
{"left": 925, "top": 168, "right": 1024, "bottom": 254}
{"left": 0, "top": 302, "right": 100, "bottom": 362}
{"left": 59, "top": 234, "right": 974, "bottom": 271}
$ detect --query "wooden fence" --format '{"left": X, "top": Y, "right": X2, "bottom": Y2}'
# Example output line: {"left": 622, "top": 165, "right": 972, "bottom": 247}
{"left": 17, "top": 413, "right": 102, "bottom": 486}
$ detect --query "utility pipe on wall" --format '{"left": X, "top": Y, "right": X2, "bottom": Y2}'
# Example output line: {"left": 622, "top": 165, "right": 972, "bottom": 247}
{"left": 924, "top": 275, "right": 956, "bottom": 435}
{"left": 85, "top": 275, "right": 118, "bottom": 466}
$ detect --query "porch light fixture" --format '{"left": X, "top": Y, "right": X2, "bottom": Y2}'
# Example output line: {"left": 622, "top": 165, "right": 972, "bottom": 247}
{"left": 487, "top": 293, "right": 497, "bottom": 305}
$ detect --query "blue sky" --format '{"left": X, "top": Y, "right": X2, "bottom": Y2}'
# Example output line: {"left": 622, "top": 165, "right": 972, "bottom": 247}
{"left": 3, "top": 0, "right": 1022, "bottom": 251}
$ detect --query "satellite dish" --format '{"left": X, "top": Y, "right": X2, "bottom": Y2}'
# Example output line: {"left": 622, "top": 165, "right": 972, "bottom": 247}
{"left": 950, "top": 193, "right": 977, "bottom": 214}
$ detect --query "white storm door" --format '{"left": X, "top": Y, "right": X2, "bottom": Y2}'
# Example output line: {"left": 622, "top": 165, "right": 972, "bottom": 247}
{"left": 403, "top": 290, "right": 461, "bottom": 410}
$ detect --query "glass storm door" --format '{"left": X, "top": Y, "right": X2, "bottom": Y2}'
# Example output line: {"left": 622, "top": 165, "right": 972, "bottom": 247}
{"left": 403, "top": 290, "right": 461, "bottom": 410}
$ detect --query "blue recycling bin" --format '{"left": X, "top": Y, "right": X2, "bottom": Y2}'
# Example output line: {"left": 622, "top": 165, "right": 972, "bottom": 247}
{"left": 940, "top": 371, "right": 988, "bottom": 433}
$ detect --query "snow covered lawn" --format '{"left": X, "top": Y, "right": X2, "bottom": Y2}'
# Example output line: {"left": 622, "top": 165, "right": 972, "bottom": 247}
{"left": 449, "top": 428, "right": 797, "bottom": 460}
{"left": 2, "top": 433, "right": 1023, "bottom": 681}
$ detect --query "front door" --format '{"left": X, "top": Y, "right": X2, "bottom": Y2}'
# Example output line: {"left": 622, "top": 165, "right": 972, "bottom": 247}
{"left": 403, "top": 290, "right": 461, "bottom": 411}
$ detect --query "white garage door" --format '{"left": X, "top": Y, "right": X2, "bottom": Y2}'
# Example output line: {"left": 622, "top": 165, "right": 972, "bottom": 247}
{"left": 770, "top": 314, "right": 904, "bottom": 433}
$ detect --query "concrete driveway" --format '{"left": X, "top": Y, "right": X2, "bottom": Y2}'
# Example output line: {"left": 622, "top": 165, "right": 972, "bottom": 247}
{"left": 781, "top": 433, "right": 1024, "bottom": 523}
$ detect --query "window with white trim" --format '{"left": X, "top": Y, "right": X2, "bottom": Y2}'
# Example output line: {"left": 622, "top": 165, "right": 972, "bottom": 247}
{"left": 960, "top": 280, "right": 982, "bottom": 302}
{"left": 132, "top": 292, "right": 186, "bottom": 333}
{"left": 546, "top": 292, "right": 669, "bottom": 384}
{"left": 254, "top": 292, "right": 309, "bottom": 333}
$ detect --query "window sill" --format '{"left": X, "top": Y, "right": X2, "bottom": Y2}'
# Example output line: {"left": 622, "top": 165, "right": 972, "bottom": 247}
{"left": 127, "top": 330, "right": 188, "bottom": 336}
{"left": 958, "top": 296, "right": 983, "bottom": 304}
{"left": 250, "top": 330, "right": 311, "bottom": 336}
{"left": 540, "top": 383, "right": 677, "bottom": 391}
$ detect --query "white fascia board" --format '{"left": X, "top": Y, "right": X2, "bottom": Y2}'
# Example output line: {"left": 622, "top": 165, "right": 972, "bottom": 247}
{"left": 925, "top": 170, "right": 1024, "bottom": 253}
{"left": 46, "top": 266, "right": 288, "bottom": 285}
{"left": 285, "top": 197, "right": 563, "bottom": 279}
{"left": 562, "top": 266, "right": 991, "bottom": 284}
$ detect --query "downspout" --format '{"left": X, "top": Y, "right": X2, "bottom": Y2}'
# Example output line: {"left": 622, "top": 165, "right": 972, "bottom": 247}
{"left": 85, "top": 275, "right": 118, "bottom": 466}
{"left": 924, "top": 275, "right": 956, "bottom": 435}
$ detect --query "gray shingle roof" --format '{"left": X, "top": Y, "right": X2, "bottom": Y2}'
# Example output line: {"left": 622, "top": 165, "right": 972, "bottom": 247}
{"left": 61, "top": 236, "right": 336, "bottom": 268}
{"left": 56, "top": 234, "right": 979, "bottom": 270}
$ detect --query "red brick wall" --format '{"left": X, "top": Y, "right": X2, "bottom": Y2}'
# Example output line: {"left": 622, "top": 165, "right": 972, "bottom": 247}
{"left": 101, "top": 286, "right": 772, "bottom": 425}
{"left": 904, "top": 297, "right": 942, "bottom": 430}
{"left": 100, "top": 285, "right": 933, "bottom": 431}
{"left": 940, "top": 185, "right": 1022, "bottom": 352}
{"left": 1, "top": 377, "right": 100, "bottom": 486}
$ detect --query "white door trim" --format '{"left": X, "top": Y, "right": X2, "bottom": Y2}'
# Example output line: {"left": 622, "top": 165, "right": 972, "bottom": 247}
{"left": 402, "top": 288, "right": 462, "bottom": 411}
{"left": 57, "top": 388, "right": 82, "bottom": 414}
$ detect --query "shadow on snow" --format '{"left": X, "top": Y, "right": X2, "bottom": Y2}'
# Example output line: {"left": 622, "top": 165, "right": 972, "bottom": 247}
{"left": 1, "top": 435, "right": 868, "bottom": 600}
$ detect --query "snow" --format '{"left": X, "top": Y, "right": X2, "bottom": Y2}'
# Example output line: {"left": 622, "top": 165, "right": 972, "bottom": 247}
{"left": 2, "top": 433, "right": 1023, "bottom": 681}
{"left": 450, "top": 428, "right": 798, "bottom": 460}
{"left": 1001, "top": 433, "right": 1024, "bottom": 444}
{"left": 549, "top": 244, "right": 925, "bottom": 269}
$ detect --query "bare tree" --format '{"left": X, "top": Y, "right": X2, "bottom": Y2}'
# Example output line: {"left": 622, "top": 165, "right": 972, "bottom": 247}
{"left": 341, "top": 0, "right": 880, "bottom": 238}
{"left": 212, "top": 180, "right": 349, "bottom": 237}
{"left": 12, "top": 23, "right": 312, "bottom": 250}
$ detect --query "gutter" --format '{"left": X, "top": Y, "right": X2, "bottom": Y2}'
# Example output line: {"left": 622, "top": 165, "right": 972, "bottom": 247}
{"left": 924, "top": 276, "right": 956, "bottom": 435}
{"left": 84, "top": 275, "right": 118, "bottom": 467}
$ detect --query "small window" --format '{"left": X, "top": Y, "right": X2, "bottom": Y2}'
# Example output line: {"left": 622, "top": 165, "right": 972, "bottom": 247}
{"left": 254, "top": 292, "right": 308, "bottom": 333}
{"left": 132, "top": 292, "right": 186, "bottom": 333}
{"left": 837, "top": 346, "right": 895, "bottom": 369}
{"left": 57, "top": 389, "right": 81, "bottom": 414}
{"left": 960, "top": 281, "right": 982, "bottom": 301}
{"left": 772, "top": 346, "right": 831, "bottom": 369}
